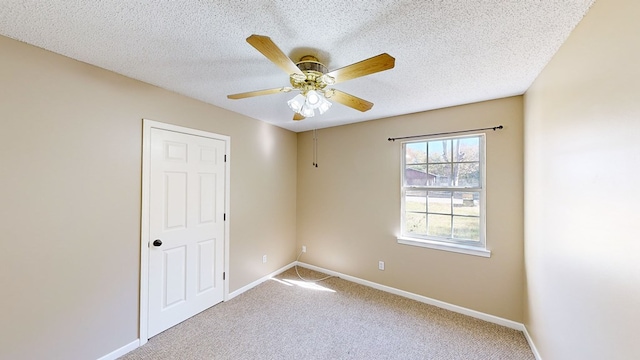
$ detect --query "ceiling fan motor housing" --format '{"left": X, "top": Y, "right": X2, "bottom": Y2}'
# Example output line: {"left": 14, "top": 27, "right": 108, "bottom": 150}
{"left": 290, "top": 56, "right": 333, "bottom": 93}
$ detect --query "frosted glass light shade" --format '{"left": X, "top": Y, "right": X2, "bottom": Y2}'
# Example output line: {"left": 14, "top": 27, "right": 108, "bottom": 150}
{"left": 287, "top": 94, "right": 306, "bottom": 113}
{"left": 305, "top": 90, "right": 321, "bottom": 109}
{"left": 317, "top": 97, "right": 332, "bottom": 114}
{"left": 300, "top": 104, "right": 315, "bottom": 118}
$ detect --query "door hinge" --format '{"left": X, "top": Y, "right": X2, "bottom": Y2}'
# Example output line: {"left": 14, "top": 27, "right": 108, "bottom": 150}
{"left": 223, "top": 213, "right": 226, "bottom": 221}
{"left": 223, "top": 272, "right": 226, "bottom": 280}
{"left": 224, "top": 154, "right": 227, "bottom": 162}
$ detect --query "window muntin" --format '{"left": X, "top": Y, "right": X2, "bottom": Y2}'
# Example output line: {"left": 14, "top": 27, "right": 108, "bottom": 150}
{"left": 401, "top": 134, "right": 485, "bottom": 249}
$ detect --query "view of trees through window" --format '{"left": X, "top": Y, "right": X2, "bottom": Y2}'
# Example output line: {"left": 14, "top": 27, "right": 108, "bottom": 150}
{"left": 403, "top": 135, "right": 483, "bottom": 243}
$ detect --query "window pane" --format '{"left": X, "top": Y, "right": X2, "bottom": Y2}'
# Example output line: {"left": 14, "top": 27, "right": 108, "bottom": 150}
{"left": 454, "top": 137, "right": 480, "bottom": 162}
{"left": 455, "top": 162, "right": 480, "bottom": 187}
{"left": 401, "top": 134, "right": 484, "bottom": 248}
{"left": 405, "top": 142, "right": 426, "bottom": 165}
{"left": 427, "top": 214, "right": 451, "bottom": 237}
{"left": 428, "top": 164, "right": 452, "bottom": 186}
{"left": 406, "top": 212, "right": 426, "bottom": 235}
{"left": 428, "top": 191, "right": 451, "bottom": 214}
{"left": 405, "top": 190, "right": 427, "bottom": 212}
{"left": 405, "top": 165, "right": 429, "bottom": 186}
{"left": 453, "top": 216, "right": 480, "bottom": 241}
{"left": 428, "top": 139, "right": 451, "bottom": 162}
{"left": 453, "top": 192, "right": 480, "bottom": 216}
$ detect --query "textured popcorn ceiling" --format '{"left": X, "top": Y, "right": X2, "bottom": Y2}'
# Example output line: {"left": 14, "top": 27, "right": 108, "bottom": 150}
{"left": 0, "top": 1, "right": 594, "bottom": 132}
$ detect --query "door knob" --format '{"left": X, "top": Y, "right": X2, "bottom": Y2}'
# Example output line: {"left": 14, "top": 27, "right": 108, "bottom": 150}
{"left": 153, "top": 239, "right": 163, "bottom": 247}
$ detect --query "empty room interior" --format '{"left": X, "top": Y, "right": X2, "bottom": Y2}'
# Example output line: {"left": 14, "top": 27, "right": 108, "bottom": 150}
{"left": 1, "top": 0, "right": 638, "bottom": 359}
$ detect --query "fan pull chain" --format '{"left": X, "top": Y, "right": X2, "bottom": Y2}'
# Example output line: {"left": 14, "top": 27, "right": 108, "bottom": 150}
{"left": 312, "top": 129, "right": 318, "bottom": 168}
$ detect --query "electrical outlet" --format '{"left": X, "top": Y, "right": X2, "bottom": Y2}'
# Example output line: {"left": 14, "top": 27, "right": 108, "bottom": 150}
{"left": 302, "top": 246, "right": 306, "bottom": 253}
{"left": 378, "top": 261, "right": 385, "bottom": 271}
{"left": 262, "top": 255, "right": 267, "bottom": 263}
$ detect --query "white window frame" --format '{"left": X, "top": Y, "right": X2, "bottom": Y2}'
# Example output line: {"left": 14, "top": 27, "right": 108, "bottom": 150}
{"left": 397, "top": 133, "right": 490, "bottom": 257}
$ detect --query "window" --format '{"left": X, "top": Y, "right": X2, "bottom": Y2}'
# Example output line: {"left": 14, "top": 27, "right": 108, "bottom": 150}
{"left": 398, "top": 134, "right": 489, "bottom": 257}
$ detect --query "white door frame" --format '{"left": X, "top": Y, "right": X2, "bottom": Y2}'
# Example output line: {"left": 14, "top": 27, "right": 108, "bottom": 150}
{"left": 139, "top": 119, "right": 230, "bottom": 345}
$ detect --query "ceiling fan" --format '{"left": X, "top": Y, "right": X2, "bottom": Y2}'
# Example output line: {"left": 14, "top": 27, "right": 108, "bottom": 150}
{"left": 227, "top": 35, "right": 395, "bottom": 121}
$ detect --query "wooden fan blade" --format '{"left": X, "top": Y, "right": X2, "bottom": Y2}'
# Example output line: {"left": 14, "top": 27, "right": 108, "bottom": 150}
{"left": 326, "top": 89, "right": 373, "bottom": 112}
{"left": 227, "top": 87, "right": 288, "bottom": 99}
{"left": 325, "top": 53, "right": 395, "bottom": 84}
{"left": 293, "top": 113, "right": 305, "bottom": 121}
{"left": 246, "top": 34, "right": 304, "bottom": 76}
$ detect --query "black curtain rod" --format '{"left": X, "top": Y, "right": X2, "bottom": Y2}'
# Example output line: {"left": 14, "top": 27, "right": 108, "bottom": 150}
{"left": 387, "top": 125, "right": 503, "bottom": 142}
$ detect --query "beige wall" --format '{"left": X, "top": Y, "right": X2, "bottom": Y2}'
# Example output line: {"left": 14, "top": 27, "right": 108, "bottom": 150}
{"left": 523, "top": 0, "right": 640, "bottom": 358}
{"left": 0, "top": 35, "right": 297, "bottom": 360}
{"left": 297, "top": 97, "right": 524, "bottom": 321}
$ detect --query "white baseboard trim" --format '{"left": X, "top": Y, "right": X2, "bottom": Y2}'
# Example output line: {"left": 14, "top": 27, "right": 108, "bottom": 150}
{"left": 297, "top": 261, "right": 524, "bottom": 331}
{"left": 99, "top": 261, "right": 538, "bottom": 360}
{"left": 97, "top": 339, "right": 139, "bottom": 360}
{"left": 228, "top": 261, "right": 296, "bottom": 300}
{"left": 522, "top": 325, "right": 542, "bottom": 360}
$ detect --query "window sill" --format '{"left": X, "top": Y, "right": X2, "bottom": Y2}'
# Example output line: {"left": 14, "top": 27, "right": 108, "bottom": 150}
{"left": 397, "top": 236, "right": 491, "bottom": 258}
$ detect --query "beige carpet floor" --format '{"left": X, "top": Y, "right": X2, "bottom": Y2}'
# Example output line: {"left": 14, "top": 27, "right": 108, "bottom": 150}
{"left": 121, "top": 267, "right": 534, "bottom": 359}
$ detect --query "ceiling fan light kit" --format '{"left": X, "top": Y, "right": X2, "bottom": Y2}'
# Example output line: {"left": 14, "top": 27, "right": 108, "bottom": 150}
{"left": 227, "top": 34, "right": 395, "bottom": 121}
{"left": 287, "top": 89, "right": 333, "bottom": 119}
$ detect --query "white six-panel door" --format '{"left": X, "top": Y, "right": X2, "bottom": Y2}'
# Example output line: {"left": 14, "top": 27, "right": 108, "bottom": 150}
{"left": 147, "top": 127, "right": 226, "bottom": 337}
